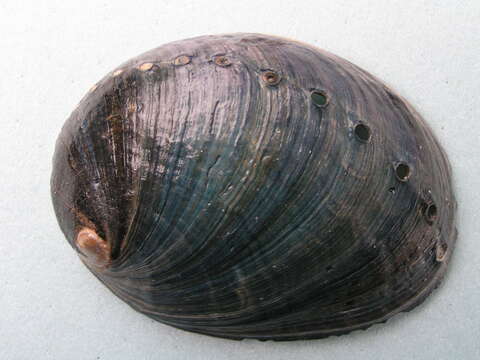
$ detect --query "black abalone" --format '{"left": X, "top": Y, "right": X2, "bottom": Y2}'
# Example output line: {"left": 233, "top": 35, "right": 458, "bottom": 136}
{"left": 51, "top": 33, "right": 457, "bottom": 340}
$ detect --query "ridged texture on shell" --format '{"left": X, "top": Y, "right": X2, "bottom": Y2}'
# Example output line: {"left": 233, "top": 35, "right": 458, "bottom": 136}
{"left": 51, "top": 33, "right": 457, "bottom": 340}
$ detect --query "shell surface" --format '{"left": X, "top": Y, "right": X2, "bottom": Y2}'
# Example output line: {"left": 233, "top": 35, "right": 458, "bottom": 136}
{"left": 51, "top": 33, "right": 457, "bottom": 340}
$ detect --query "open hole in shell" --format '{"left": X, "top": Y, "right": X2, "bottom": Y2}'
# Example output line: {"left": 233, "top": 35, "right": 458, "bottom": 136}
{"left": 395, "top": 162, "right": 411, "bottom": 182}
{"left": 311, "top": 90, "right": 329, "bottom": 108}
{"left": 354, "top": 123, "right": 371, "bottom": 142}
{"left": 423, "top": 202, "right": 438, "bottom": 224}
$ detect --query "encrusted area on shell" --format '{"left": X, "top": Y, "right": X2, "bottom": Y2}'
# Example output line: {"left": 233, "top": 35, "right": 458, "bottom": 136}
{"left": 51, "top": 33, "right": 457, "bottom": 341}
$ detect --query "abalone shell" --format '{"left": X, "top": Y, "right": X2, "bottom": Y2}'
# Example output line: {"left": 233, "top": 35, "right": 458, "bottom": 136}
{"left": 51, "top": 33, "right": 457, "bottom": 340}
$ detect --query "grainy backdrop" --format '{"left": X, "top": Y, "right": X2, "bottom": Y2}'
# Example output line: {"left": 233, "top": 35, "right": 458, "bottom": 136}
{"left": 0, "top": 1, "right": 478, "bottom": 359}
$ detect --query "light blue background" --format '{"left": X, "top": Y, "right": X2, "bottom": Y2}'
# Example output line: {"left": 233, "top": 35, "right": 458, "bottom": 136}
{"left": 1, "top": 1, "right": 478, "bottom": 359}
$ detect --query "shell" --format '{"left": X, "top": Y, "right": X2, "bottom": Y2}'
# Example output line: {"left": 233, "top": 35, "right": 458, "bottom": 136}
{"left": 51, "top": 33, "right": 457, "bottom": 340}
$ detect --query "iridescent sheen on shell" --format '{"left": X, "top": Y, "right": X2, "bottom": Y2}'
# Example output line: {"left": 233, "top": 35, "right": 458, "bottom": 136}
{"left": 51, "top": 33, "right": 457, "bottom": 340}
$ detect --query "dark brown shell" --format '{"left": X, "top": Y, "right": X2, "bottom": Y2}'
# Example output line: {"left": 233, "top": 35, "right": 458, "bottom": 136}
{"left": 51, "top": 33, "right": 457, "bottom": 340}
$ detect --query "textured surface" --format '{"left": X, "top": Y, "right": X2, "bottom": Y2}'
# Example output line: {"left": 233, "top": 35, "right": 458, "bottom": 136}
{"left": 1, "top": 0, "right": 479, "bottom": 358}
{"left": 51, "top": 33, "right": 457, "bottom": 340}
